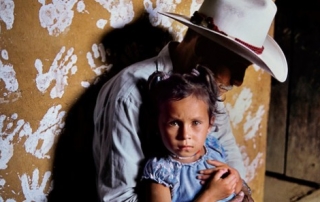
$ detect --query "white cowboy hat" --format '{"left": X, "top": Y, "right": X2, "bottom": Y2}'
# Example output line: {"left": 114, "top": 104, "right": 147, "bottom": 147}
{"left": 159, "top": 0, "right": 288, "bottom": 82}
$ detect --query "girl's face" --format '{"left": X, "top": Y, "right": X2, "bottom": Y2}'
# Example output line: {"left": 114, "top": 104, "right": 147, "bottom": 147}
{"left": 158, "top": 95, "right": 214, "bottom": 160}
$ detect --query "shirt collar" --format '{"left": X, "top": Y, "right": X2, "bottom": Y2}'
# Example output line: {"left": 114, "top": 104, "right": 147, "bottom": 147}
{"left": 155, "top": 42, "right": 178, "bottom": 74}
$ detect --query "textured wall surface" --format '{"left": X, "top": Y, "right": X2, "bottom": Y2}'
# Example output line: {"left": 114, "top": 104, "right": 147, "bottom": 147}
{"left": 0, "top": 0, "right": 271, "bottom": 201}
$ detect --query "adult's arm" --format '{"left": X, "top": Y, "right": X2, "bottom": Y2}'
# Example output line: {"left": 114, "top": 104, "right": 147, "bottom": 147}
{"left": 210, "top": 101, "right": 246, "bottom": 179}
{"left": 93, "top": 94, "right": 143, "bottom": 202}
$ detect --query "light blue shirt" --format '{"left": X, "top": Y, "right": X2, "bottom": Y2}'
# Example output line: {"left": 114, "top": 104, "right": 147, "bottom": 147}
{"left": 142, "top": 136, "right": 235, "bottom": 202}
{"left": 93, "top": 42, "right": 245, "bottom": 202}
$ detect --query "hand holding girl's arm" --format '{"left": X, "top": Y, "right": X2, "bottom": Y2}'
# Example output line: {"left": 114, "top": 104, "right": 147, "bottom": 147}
{"left": 194, "top": 166, "right": 238, "bottom": 202}
{"left": 196, "top": 160, "right": 254, "bottom": 202}
{"left": 199, "top": 160, "right": 242, "bottom": 193}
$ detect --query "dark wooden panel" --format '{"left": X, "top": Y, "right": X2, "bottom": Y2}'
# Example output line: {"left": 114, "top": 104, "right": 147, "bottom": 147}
{"left": 266, "top": 80, "right": 288, "bottom": 173}
{"left": 266, "top": 5, "right": 291, "bottom": 174}
{"left": 286, "top": 10, "right": 320, "bottom": 183}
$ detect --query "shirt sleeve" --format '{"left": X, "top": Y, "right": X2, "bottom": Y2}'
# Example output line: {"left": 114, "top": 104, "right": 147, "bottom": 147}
{"left": 141, "top": 158, "right": 176, "bottom": 188}
{"left": 208, "top": 101, "right": 246, "bottom": 179}
{"left": 93, "top": 95, "right": 144, "bottom": 202}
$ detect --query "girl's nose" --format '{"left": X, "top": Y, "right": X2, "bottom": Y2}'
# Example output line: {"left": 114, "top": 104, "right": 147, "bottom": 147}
{"left": 179, "top": 125, "right": 191, "bottom": 140}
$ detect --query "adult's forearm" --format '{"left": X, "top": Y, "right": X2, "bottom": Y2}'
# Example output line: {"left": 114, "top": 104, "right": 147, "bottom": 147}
{"left": 94, "top": 99, "right": 145, "bottom": 202}
{"left": 241, "top": 180, "right": 252, "bottom": 196}
{"left": 100, "top": 191, "right": 139, "bottom": 202}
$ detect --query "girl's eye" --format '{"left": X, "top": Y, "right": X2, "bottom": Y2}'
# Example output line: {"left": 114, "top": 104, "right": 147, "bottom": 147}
{"left": 168, "top": 121, "right": 178, "bottom": 126}
{"left": 193, "top": 121, "right": 201, "bottom": 125}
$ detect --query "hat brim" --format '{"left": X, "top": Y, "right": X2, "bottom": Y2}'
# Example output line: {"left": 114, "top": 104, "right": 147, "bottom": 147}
{"left": 159, "top": 12, "right": 288, "bottom": 82}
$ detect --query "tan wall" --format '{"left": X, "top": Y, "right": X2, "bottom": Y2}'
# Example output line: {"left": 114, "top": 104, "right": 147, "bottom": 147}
{"left": 0, "top": 0, "right": 271, "bottom": 201}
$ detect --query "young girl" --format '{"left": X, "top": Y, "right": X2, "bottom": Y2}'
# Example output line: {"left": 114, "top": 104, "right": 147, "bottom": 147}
{"left": 141, "top": 65, "right": 242, "bottom": 202}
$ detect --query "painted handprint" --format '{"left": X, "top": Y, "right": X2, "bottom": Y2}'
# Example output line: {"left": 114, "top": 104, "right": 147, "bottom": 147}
{"left": 0, "top": 49, "right": 20, "bottom": 104}
{"left": 38, "top": 0, "right": 77, "bottom": 36}
{"left": 0, "top": 196, "right": 16, "bottom": 202}
{"left": 144, "top": 0, "right": 178, "bottom": 27}
{"left": 0, "top": 113, "right": 24, "bottom": 169}
{"left": 226, "top": 87, "right": 253, "bottom": 128}
{"left": 35, "top": 46, "right": 77, "bottom": 99}
{"left": 19, "top": 105, "right": 65, "bottom": 159}
{"left": 0, "top": 0, "right": 14, "bottom": 30}
{"left": 240, "top": 147, "right": 263, "bottom": 182}
{"left": 86, "top": 43, "right": 112, "bottom": 76}
{"left": 225, "top": 87, "right": 265, "bottom": 140}
{"left": 244, "top": 105, "right": 265, "bottom": 141}
{"left": 95, "top": 0, "right": 134, "bottom": 28}
{"left": 190, "top": 0, "right": 203, "bottom": 16}
{"left": 19, "top": 168, "right": 52, "bottom": 202}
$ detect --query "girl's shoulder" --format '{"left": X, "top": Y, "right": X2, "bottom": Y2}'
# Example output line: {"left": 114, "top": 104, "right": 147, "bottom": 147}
{"left": 142, "top": 157, "right": 181, "bottom": 187}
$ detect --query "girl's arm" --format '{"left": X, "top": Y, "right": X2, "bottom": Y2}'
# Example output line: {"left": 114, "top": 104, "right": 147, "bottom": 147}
{"left": 146, "top": 181, "right": 171, "bottom": 202}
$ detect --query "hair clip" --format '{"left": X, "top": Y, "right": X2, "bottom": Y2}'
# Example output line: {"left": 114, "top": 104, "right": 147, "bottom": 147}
{"left": 191, "top": 68, "right": 200, "bottom": 76}
{"left": 148, "top": 71, "right": 170, "bottom": 90}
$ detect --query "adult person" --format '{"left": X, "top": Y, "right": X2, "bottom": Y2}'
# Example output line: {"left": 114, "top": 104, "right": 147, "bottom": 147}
{"left": 92, "top": 0, "right": 288, "bottom": 201}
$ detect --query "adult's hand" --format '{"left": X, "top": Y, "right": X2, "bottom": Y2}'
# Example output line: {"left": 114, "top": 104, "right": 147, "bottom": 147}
{"left": 198, "top": 160, "right": 242, "bottom": 190}
{"left": 202, "top": 160, "right": 254, "bottom": 202}
{"left": 194, "top": 168, "right": 238, "bottom": 202}
{"left": 241, "top": 184, "right": 254, "bottom": 202}
{"left": 227, "top": 190, "right": 254, "bottom": 202}
{"left": 229, "top": 191, "right": 245, "bottom": 202}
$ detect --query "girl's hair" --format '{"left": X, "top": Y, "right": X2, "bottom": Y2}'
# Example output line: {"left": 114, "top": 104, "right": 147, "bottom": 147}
{"left": 147, "top": 65, "right": 221, "bottom": 121}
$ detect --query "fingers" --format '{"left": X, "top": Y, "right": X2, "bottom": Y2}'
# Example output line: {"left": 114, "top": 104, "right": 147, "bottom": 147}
{"left": 206, "top": 160, "right": 225, "bottom": 167}
{"left": 230, "top": 191, "right": 245, "bottom": 202}
{"left": 213, "top": 168, "right": 228, "bottom": 180}
{"left": 198, "top": 167, "right": 216, "bottom": 175}
{"left": 206, "top": 160, "right": 237, "bottom": 173}
{"left": 197, "top": 168, "right": 229, "bottom": 185}
{"left": 199, "top": 163, "right": 229, "bottom": 175}
{"left": 206, "top": 160, "right": 241, "bottom": 183}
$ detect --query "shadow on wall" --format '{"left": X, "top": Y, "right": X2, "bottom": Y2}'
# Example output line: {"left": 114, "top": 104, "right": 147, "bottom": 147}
{"left": 47, "top": 12, "right": 173, "bottom": 202}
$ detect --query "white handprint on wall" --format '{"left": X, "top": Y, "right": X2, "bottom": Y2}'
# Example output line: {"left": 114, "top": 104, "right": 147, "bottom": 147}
{"left": 225, "top": 87, "right": 265, "bottom": 141}
{"left": 0, "top": 113, "right": 24, "bottom": 169}
{"left": 241, "top": 148, "right": 263, "bottom": 182}
{"left": 95, "top": 0, "right": 134, "bottom": 28}
{"left": 38, "top": 0, "right": 77, "bottom": 36}
{"left": 19, "top": 105, "right": 65, "bottom": 159}
{"left": 19, "top": 168, "right": 52, "bottom": 202}
{"left": 226, "top": 87, "right": 253, "bottom": 128}
{"left": 244, "top": 105, "right": 265, "bottom": 141}
{"left": 0, "top": 196, "right": 16, "bottom": 202}
{"left": 35, "top": 46, "right": 77, "bottom": 99}
{"left": 190, "top": 0, "right": 203, "bottom": 15}
{"left": 0, "top": 0, "right": 15, "bottom": 30}
{"left": 0, "top": 49, "right": 20, "bottom": 104}
{"left": 144, "top": 0, "right": 178, "bottom": 27}
{"left": 86, "top": 43, "right": 111, "bottom": 76}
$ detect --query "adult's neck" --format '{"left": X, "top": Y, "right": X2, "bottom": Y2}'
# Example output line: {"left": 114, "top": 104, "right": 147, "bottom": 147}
{"left": 169, "top": 40, "right": 198, "bottom": 74}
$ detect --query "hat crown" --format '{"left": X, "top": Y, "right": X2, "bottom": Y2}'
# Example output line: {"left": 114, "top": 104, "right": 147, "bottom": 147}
{"left": 157, "top": 0, "right": 288, "bottom": 82}
{"left": 198, "top": 0, "right": 277, "bottom": 47}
